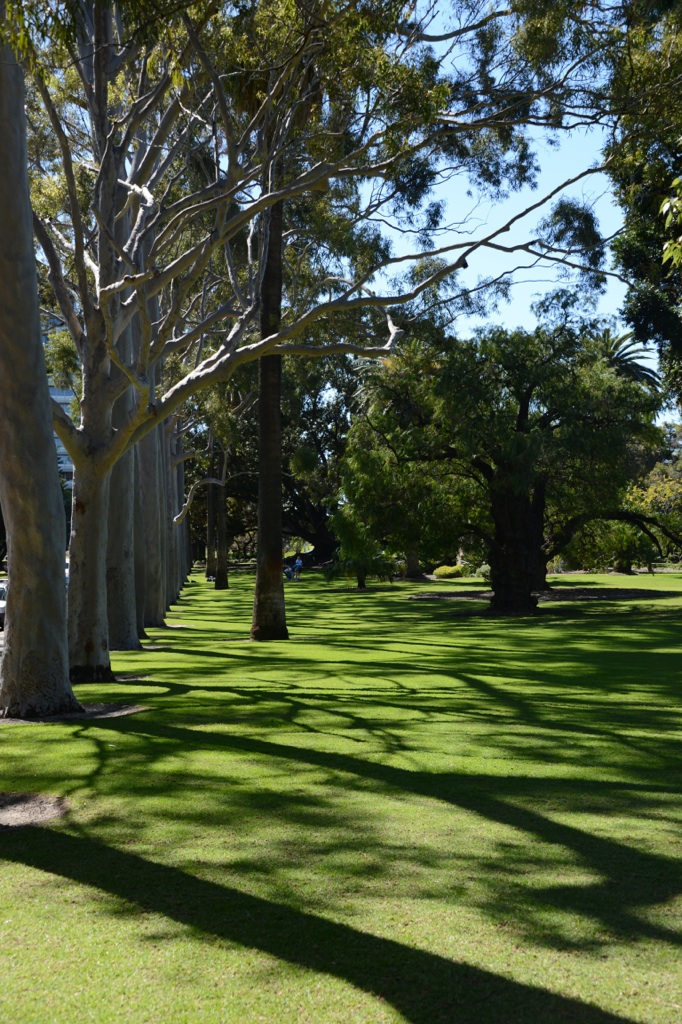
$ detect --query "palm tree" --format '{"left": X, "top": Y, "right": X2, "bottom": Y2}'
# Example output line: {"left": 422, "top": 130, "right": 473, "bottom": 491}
{"left": 596, "top": 328, "right": 661, "bottom": 390}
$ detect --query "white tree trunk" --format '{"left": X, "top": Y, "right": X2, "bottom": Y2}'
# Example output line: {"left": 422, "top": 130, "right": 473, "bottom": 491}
{"left": 106, "top": 215, "right": 140, "bottom": 650}
{"left": 133, "top": 448, "right": 147, "bottom": 639}
{"left": 68, "top": 465, "right": 114, "bottom": 680}
{"left": 107, "top": 443, "right": 140, "bottom": 650}
{"left": 0, "top": 16, "right": 80, "bottom": 716}
{"left": 139, "top": 424, "right": 167, "bottom": 626}
{"left": 165, "top": 422, "right": 179, "bottom": 606}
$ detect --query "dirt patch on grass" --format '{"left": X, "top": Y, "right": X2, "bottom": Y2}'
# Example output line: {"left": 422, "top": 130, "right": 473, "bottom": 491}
{"left": 0, "top": 792, "right": 68, "bottom": 827}
{"left": 538, "top": 587, "right": 680, "bottom": 602}
{"left": 408, "top": 587, "right": 680, "bottom": 603}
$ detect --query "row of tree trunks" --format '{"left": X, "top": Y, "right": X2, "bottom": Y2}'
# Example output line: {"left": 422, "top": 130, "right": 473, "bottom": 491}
{"left": 67, "top": 413, "right": 189, "bottom": 678}
{"left": 0, "top": 15, "right": 81, "bottom": 716}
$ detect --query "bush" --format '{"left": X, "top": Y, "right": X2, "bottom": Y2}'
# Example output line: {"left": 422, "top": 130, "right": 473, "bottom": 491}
{"left": 477, "top": 563, "right": 491, "bottom": 581}
{"left": 433, "top": 564, "right": 464, "bottom": 579}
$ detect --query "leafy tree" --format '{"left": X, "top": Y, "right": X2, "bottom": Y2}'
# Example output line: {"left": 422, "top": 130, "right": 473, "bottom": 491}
{"left": 562, "top": 520, "right": 660, "bottom": 574}
{"left": 10, "top": 0, "right": 668, "bottom": 678}
{"left": 603, "top": 8, "right": 682, "bottom": 395}
{"left": 623, "top": 423, "right": 682, "bottom": 557}
{"left": 326, "top": 506, "right": 395, "bottom": 591}
{"left": 344, "top": 305, "right": 661, "bottom": 613}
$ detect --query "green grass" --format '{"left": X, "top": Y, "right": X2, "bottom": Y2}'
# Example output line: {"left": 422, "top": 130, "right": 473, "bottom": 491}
{"left": 1, "top": 571, "right": 681, "bottom": 1023}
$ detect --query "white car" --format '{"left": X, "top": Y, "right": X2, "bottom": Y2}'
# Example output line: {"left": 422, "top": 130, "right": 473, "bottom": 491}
{"left": 0, "top": 583, "right": 6, "bottom": 630}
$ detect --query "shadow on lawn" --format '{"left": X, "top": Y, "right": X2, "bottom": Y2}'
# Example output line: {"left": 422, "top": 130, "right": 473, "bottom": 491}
{"left": 5, "top": 575, "right": 677, "bottom": 1018}
{"left": 0, "top": 824, "right": 639, "bottom": 1024}
{"left": 64, "top": 712, "right": 682, "bottom": 954}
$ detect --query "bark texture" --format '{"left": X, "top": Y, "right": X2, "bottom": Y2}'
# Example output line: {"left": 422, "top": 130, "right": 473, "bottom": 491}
{"left": 251, "top": 201, "right": 288, "bottom": 640}
{"left": 139, "top": 422, "right": 167, "bottom": 627}
{"left": 489, "top": 486, "right": 544, "bottom": 615}
{"left": 0, "top": 22, "right": 81, "bottom": 716}
{"left": 404, "top": 548, "right": 422, "bottom": 579}
{"left": 106, "top": 425, "right": 141, "bottom": 649}
{"left": 215, "top": 456, "right": 229, "bottom": 590}
{"left": 206, "top": 441, "right": 217, "bottom": 578}
{"left": 68, "top": 466, "right": 115, "bottom": 680}
{"left": 133, "top": 448, "right": 147, "bottom": 639}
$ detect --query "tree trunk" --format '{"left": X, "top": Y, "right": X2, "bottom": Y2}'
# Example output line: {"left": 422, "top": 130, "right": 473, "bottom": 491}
{"left": 488, "top": 489, "right": 539, "bottom": 615}
{"left": 107, "top": 444, "right": 140, "bottom": 650}
{"left": 170, "top": 418, "right": 187, "bottom": 600}
{"left": 251, "top": 200, "right": 288, "bottom": 640}
{"left": 0, "top": 19, "right": 81, "bottom": 716}
{"left": 106, "top": 203, "right": 140, "bottom": 649}
{"left": 177, "top": 445, "right": 192, "bottom": 583}
{"left": 133, "top": 448, "right": 147, "bottom": 639}
{"left": 215, "top": 483, "right": 229, "bottom": 590}
{"left": 164, "top": 420, "right": 178, "bottom": 607}
{"left": 139, "top": 422, "right": 167, "bottom": 627}
{"left": 68, "top": 465, "right": 115, "bottom": 680}
{"left": 404, "top": 548, "right": 422, "bottom": 579}
{"left": 206, "top": 441, "right": 217, "bottom": 578}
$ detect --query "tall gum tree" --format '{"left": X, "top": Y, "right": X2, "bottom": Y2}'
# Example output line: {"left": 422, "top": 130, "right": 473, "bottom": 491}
{"left": 0, "top": 1, "right": 81, "bottom": 717}
{"left": 24, "top": 0, "right": 651, "bottom": 678}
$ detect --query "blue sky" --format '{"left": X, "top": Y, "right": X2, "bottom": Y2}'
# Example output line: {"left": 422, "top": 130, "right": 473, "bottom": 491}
{"left": 378, "top": 122, "right": 631, "bottom": 338}
{"left": 438, "top": 125, "right": 628, "bottom": 332}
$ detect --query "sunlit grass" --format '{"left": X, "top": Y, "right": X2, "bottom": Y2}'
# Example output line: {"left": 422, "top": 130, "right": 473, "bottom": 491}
{"left": 1, "top": 571, "right": 681, "bottom": 1023}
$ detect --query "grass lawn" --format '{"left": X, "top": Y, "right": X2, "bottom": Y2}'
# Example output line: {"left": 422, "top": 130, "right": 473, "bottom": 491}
{"left": 1, "top": 571, "right": 681, "bottom": 1023}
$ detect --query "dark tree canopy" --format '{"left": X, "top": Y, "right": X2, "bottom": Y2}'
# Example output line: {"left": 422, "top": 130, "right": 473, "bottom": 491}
{"left": 342, "top": 304, "right": 661, "bottom": 612}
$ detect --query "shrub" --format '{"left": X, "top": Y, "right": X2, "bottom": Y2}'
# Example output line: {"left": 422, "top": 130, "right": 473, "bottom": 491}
{"left": 477, "top": 563, "right": 491, "bottom": 581}
{"left": 433, "top": 564, "right": 464, "bottom": 579}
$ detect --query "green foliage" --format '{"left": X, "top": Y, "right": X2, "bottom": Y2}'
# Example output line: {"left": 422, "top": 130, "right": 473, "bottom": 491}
{"left": 603, "top": 9, "right": 682, "bottom": 396}
{"left": 592, "top": 328, "right": 660, "bottom": 390}
{"left": 326, "top": 505, "right": 395, "bottom": 589}
{"left": 564, "top": 521, "right": 659, "bottom": 573}
{"left": 43, "top": 329, "right": 81, "bottom": 393}
{"left": 623, "top": 423, "right": 682, "bottom": 556}
{"left": 344, "top": 306, "right": 661, "bottom": 570}
{"left": 433, "top": 564, "right": 467, "bottom": 579}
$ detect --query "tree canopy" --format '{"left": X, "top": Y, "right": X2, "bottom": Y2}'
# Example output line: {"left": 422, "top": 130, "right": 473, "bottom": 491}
{"left": 341, "top": 300, "right": 661, "bottom": 611}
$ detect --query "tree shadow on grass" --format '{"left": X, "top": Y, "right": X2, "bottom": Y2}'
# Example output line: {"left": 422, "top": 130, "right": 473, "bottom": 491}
{"left": 77, "top": 715, "right": 682, "bottom": 952}
{"left": 0, "top": 824, "right": 638, "bottom": 1024}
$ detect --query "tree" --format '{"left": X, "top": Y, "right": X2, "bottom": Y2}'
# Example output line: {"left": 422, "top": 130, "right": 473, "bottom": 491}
{"left": 326, "top": 506, "right": 396, "bottom": 592}
{"left": 26, "top": 0, "right": 461, "bottom": 675}
{"left": 19, "top": 0, "right": 660, "bottom": 677}
{"left": 344, "top": 304, "right": 661, "bottom": 613}
{"left": 602, "top": 8, "right": 682, "bottom": 395}
{"left": 0, "top": 0, "right": 80, "bottom": 717}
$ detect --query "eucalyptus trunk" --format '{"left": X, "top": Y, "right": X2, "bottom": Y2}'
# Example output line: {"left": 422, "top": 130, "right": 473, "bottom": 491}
{"left": 165, "top": 420, "right": 181, "bottom": 607}
{"left": 177, "top": 448, "right": 192, "bottom": 582}
{"left": 106, "top": 443, "right": 140, "bottom": 649}
{"left": 106, "top": 341, "right": 139, "bottom": 649}
{"left": 133, "top": 448, "right": 147, "bottom": 639}
{"left": 68, "top": 463, "right": 115, "bottom": 680}
{"left": 0, "top": 18, "right": 80, "bottom": 716}
{"left": 139, "top": 422, "right": 167, "bottom": 627}
{"left": 206, "top": 481, "right": 217, "bottom": 578}
{"left": 206, "top": 441, "right": 217, "bottom": 578}
{"left": 251, "top": 200, "right": 288, "bottom": 640}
